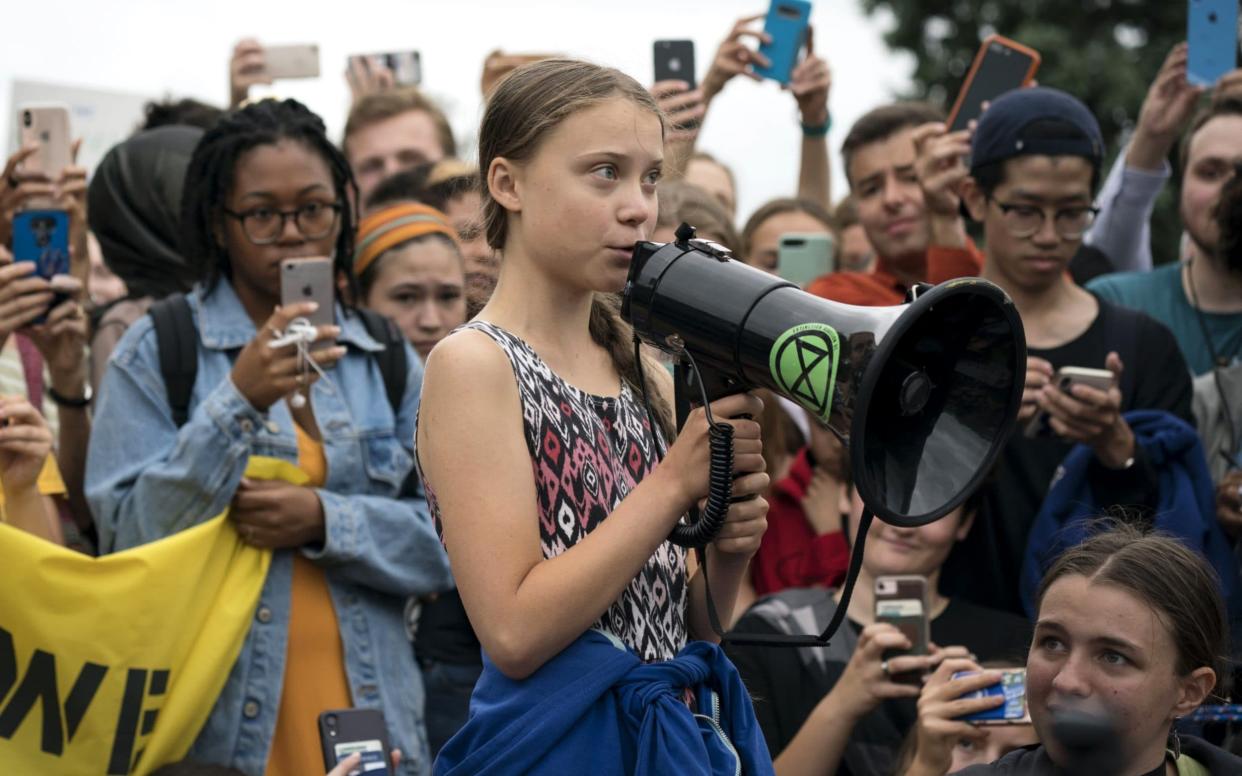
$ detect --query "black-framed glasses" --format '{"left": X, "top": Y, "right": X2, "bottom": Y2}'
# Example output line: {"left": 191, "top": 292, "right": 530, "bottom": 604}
{"left": 990, "top": 199, "right": 1100, "bottom": 241}
{"left": 222, "top": 202, "right": 343, "bottom": 245}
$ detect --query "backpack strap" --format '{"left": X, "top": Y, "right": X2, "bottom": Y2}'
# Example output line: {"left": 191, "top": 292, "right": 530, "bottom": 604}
{"left": 354, "top": 308, "right": 408, "bottom": 420}
{"left": 149, "top": 294, "right": 198, "bottom": 428}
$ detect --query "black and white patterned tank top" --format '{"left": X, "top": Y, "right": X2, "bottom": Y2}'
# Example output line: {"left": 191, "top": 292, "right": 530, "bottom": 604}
{"left": 424, "top": 321, "right": 687, "bottom": 662}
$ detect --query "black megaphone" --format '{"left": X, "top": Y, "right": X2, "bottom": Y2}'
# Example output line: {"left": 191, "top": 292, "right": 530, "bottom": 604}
{"left": 622, "top": 224, "right": 1026, "bottom": 540}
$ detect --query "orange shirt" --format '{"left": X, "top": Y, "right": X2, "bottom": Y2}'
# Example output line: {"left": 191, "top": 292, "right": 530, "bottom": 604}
{"left": 806, "top": 243, "right": 984, "bottom": 306}
{"left": 266, "top": 424, "right": 352, "bottom": 776}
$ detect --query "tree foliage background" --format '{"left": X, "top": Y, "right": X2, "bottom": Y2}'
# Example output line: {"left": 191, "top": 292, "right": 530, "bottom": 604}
{"left": 859, "top": 0, "right": 1188, "bottom": 263}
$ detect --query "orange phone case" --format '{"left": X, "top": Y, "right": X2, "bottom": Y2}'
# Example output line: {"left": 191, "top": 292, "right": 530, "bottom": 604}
{"left": 946, "top": 35, "right": 1042, "bottom": 131}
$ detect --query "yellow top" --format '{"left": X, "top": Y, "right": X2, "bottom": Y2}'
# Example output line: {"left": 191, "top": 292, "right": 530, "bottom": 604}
{"left": 265, "top": 425, "right": 353, "bottom": 776}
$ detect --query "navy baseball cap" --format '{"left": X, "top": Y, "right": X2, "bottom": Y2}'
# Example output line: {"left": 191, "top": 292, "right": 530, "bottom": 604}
{"left": 969, "top": 87, "right": 1104, "bottom": 171}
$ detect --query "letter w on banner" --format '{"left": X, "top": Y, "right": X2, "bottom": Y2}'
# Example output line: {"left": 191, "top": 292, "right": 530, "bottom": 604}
{"left": 0, "top": 458, "right": 303, "bottom": 774}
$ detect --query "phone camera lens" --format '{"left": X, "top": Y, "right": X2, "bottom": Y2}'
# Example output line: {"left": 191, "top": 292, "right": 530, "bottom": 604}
{"left": 22, "top": 111, "right": 31, "bottom": 127}
{"left": 326, "top": 714, "right": 338, "bottom": 728}
{"left": 1208, "top": 11, "right": 1218, "bottom": 22}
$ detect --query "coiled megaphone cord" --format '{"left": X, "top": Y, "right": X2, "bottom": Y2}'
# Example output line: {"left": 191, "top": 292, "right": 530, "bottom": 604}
{"left": 632, "top": 337, "right": 735, "bottom": 548}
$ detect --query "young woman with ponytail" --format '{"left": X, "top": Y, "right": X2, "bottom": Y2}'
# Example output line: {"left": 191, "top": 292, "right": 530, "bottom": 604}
{"left": 416, "top": 59, "right": 774, "bottom": 772}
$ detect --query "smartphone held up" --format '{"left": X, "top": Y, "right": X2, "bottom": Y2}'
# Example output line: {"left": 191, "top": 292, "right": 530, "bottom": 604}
{"left": 954, "top": 667, "right": 1031, "bottom": 725}
{"left": 947, "top": 36, "right": 1041, "bottom": 133}
{"left": 753, "top": 0, "right": 812, "bottom": 85}
{"left": 875, "top": 575, "right": 930, "bottom": 684}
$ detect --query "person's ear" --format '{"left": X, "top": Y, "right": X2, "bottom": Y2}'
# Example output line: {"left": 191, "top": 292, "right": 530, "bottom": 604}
{"left": 961, "top": 177, "right": 987, "bottom": 222}
{"left": 955, "top": 507, "right": 976, "bottom": 541}
{"left": 488, "top": 156, "right": 522, "bottom": 217}
{"left": 1172, "top": 667, "right": 1216, "bottom": 718}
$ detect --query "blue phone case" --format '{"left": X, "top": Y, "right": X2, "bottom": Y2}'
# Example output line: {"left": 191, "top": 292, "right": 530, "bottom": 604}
{"left": 953, "top": 670, "right": 1029, "bottom": 723}
{"left": 1188, "top": 0, "right": 1240, "bottom": 87}
{"left": 11, "top": 209, "right": 70, "bottom": 279}
{"left": 754, "top": 0, "right": 812, "bottom": 85}
{"left": 10, "top": 209, "right": 70, "bottom": 325}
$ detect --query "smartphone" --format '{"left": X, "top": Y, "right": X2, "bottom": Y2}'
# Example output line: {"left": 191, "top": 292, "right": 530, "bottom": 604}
{"left": 264, "top": 43, "right": 321, "bottom": 80}
{"left": 16, "top": 103, "right": 71, "bottom": 184}
{"left": 947, "top": 36, "right": 1041, "bottom": 133}
{"left": 1188, "top": 0, "right": 1240, "bottom": 87}
{"left": 654, "top": 40, "right": 697, "bottom": 89}
{"left": 11, "top": 210, "right": 70, "bottom": 324}
{"left": 280, "top": 257, "right": 335, "bottom": 350}
{"left": 318, "top": 709, "right": 392, "bottom": 775}
{"left": 753, "top": 0, "right": 812, "bottom": 85}
{"left": 875, "top": 575, "right": 929, "bottom": 683}
{"left": 1024, "top": 366, "right": 1117, "bottom": 438}
{"left": 349, "top": 51, "right": 422, "bottom": 86}
{"left": 778, "top": 233, "right": 835, "bottom": 287}
{"left": 954, "top": 668, "right": 1031, "bottom": 725}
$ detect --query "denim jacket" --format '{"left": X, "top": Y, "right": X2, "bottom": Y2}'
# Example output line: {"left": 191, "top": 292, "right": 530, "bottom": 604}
{"left": 86, "top": 280, "right": 453, "bottom": 776}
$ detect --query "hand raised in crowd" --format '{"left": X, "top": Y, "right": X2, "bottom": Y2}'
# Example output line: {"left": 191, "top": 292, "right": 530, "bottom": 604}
{"left": 790, "top": 26, "right": 831, "bottom": 127}
{"left": 0, "top": 145, "right": 54, "bottom": 247}
{"left": 229, "top": 38, "right": 271, "bottom": 108}
{"left": 229, "top": 302, "right": 345, "bottom": 413}
{"left": 702, "top": 13, "right": 772, "bottom": 103}
{"left": 1216, "top": 469, "right": 1242, "bottom": 539}
{"left": 230, "top": 477, "right": 326, "bottom": 549}
{"left": 60, "top": 139, "right": 89, "bottom": 286}
{"left": 24, "top": 274, "right": 89, "bottom": 389}
{"left": 904, "top": 658, "right": 1005, "bottom": 776}
{"left": 0, "top": 395, "right": 53, "bottom": 495}
{"left": 1127, "top": 43, "right": 1204, "bottom": 171}
{"left": 346, "top": 55, "right": 396, "bottom": 104}
{"left": 1018, "top": 357, "right": 1054, "bottom": 423}
{"left": 480, "top": 51, "right": 556, "bottom": 98}
{"left": 830, "top": 623, "right": 971, "bottom": 716}
{"left": 911, "top": 122, "right": 972, "bottom": 218}
{"left": 650, "top": 80, "right": 706, "bottom": 145}
{"left": 0, "top": 247, "right": 55, "bottom": 345}
{"left": 1217, "top": 68, "right": 1242, "bottom": 101}
{"left": 1038, "top": 352, "right": 1135, "bottom": 469}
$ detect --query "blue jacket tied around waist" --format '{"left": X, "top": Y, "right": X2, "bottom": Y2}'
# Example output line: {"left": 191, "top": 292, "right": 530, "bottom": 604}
{"left": 1021, "top": 410, "right": 1240, "bottom": 621}
{"left": 434, "top": 630, "right": 774, "bottom": 775}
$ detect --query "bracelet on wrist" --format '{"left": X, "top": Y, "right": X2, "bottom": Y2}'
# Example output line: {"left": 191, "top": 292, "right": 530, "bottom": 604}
{"left": 48, "top": 383, "right": 92, "bottom": 408}
{"left": 801, "top": 115, "right": 831, "bottom": 138}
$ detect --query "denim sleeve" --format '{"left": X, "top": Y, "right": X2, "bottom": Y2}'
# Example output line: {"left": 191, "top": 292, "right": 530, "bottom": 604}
{"left": 302, "top": 340, "right": 452, "bottom": 598}
{"left": 1083, "top": 143, "right": 1170, "bottom": 273}
{"left": 86, "top": 320, "right": 261, "bottom": 553}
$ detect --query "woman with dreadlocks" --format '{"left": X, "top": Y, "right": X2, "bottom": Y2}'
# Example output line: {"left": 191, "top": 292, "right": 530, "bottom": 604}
{"left": 86, "top": 99, "right": 451, "bottom": 776}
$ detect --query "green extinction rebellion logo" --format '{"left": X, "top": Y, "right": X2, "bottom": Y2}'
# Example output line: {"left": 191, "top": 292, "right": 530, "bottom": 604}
{"left": 769, "top": 323, "right": 841, "bottom": 422}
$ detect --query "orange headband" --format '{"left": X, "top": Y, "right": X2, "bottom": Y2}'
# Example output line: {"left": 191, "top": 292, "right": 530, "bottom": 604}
{"left": 352, "top": 203, "right": 460, "bottom": 278}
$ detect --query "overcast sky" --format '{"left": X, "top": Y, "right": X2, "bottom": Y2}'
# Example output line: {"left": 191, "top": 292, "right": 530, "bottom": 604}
{"left": 1, "top": 0, "right": 915, "bottom": 222}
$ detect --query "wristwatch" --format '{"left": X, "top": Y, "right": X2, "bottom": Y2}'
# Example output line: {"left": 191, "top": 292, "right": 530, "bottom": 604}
{"left": 48, "top": 383, "right": 93, "bottom": 408}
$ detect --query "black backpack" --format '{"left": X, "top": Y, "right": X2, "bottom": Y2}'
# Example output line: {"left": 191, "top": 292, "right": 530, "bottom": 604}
{"left": 148, "top": 294, "right": 407, "bottom": 427}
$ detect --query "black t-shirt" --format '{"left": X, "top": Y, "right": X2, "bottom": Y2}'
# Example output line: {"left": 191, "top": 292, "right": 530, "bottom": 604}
{"left": 727, "top": 595, "right": 1031, "bottom": 776}
{"left": 414, "top": 590, "right": 482, "bottom": 666}
{"left": 943, "top": 300, "right": 1193, "bottom": 616}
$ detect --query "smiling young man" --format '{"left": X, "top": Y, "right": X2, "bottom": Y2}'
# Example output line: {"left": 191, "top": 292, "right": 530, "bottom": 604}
{"left": 938, "top": 88, "right": 1194, "bottom": 617}
{"left": 806, "top": 102, "right": 983, "bottom": 306}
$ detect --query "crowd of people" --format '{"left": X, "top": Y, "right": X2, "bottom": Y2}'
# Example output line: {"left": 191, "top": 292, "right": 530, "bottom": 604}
{"left": 3, "top": 11, "right": 1242, "bottom": 776}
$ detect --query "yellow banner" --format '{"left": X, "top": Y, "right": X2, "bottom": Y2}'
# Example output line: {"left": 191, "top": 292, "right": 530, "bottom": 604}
{"left": 0, "top": 458, "right": 304, "bottom": 774}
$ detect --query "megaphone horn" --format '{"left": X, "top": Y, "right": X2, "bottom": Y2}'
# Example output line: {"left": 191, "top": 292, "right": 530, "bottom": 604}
{"left": 622, "top": 223, "right": 1027, "bottom": 533}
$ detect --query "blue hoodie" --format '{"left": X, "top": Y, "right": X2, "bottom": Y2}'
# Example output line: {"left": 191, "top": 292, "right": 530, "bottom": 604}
{"left": 434, "top": 629, "right": 774, "bottom": 776}
{"left": 1020, "top": 410, "right": 1240, "bottom": 620}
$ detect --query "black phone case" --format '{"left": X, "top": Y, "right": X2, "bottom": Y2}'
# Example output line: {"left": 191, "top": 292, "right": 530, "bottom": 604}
{"left": 654, "top": 40, "right": 697, "bottom": 89}
{"left": 318, "top": 708, "right": 392, "bottom": 773}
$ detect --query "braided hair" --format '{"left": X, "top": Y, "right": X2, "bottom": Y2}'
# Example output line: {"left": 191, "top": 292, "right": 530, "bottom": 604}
{"left": 180, "top": 98, "right": 359, "bottom": 298}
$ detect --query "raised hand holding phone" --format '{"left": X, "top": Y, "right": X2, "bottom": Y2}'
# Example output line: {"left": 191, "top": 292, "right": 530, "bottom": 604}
{"left": 947, "top": 36, "right": 1040, "bottom": 133}
{"left": 229, "top": 38, "right": 272, "bottom": 108}
{"left": 752, "top": 0, "right": 812, "bottom": 85}
{"left": 229, "top": 301, "right": 344, "bottom": 413}
{"left": 701, "top": 14, "right": 772, "bottom": 102}
{"left": 789, "top": 26, "right": 831, "bottom": 127}
{"left": 906, "top": 658, "right": 1005, "bottom": 776}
